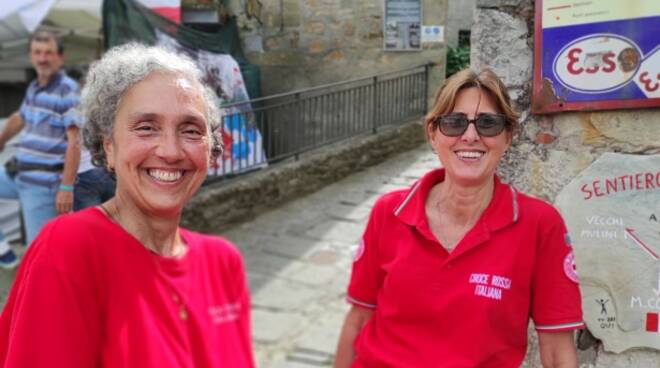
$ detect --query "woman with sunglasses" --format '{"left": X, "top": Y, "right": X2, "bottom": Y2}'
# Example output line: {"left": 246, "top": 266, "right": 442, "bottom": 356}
{"left": 334, "top": 69, "right": 584, "bottom": 367}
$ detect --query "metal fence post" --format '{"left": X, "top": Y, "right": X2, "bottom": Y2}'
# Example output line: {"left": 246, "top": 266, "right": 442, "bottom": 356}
{"left": 423, "top": 63, "right": 431, "bottom": 114}
{"left": 294, "top": 92, "right": 301, "bottom": 160}
{"left": 372, "top": 76, "right": 378, "bottom": 134}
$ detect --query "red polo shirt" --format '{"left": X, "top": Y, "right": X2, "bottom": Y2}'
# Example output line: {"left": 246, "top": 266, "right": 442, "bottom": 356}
{"left": 0, "top": 208, "right": 254, "bottom": 367}
{"left": 347, "top": 169, "right": 584, "bottom": 368}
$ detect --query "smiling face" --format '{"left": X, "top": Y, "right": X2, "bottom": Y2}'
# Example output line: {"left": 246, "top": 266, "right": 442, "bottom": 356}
{"left": 104, "top": 71, "right": 211, "bottom": 218}
{"left": 428, "top": 87, "right": 511, "bottom": 187}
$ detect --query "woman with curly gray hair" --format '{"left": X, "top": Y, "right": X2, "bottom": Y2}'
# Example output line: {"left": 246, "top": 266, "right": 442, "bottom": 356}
{"left": 0, "top": 43, "right": 255, "bottom": 367}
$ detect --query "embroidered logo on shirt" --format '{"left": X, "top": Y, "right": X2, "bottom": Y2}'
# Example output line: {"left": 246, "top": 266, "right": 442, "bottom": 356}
{"left": 563, "top": 251, "right": 580, "bottom": 283}
{"left": 469, "top": 273, "right": 512, "bottom": 301}
{"left": 209, "top": 302, "right": 241, "bottom": 324}
{"left": 353, "top": 238, "right": 365, "bottom": 262}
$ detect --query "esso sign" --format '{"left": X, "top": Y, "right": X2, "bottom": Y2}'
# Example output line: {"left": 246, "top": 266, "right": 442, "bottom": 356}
{"left": 553, "top": 34, "right": 641, "bottom": 94}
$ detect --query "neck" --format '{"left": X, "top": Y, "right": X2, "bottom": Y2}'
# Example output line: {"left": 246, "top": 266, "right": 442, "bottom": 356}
{"left": 432, "top": 175, "right": 495, "bottom": 227}
{"left": 105, "top": 194, "right": 185, "bottom": 257}
{"left": 37, "top": 71, "right": 57, "bottom": 87}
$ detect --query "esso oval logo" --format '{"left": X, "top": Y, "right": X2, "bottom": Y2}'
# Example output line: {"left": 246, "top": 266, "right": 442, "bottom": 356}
{"left": 553, "top": 34, "right": 642, "bottom": 94}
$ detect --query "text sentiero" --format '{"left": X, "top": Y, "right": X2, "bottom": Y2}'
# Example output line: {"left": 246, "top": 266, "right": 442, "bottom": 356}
{"left": 580, "top": 171, "right": 660, "bottom": 200}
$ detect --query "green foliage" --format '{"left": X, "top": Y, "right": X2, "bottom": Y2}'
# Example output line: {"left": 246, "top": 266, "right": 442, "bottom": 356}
{"left": 446, "top": 46, "right": 471, "bottom": 77}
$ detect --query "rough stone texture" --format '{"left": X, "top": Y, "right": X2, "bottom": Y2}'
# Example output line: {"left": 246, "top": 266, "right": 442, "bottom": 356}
{"left": 471, "top": 9, "right": 532, "bottom": 90}
{"left": 477, "top": 0, "right": 526, "bottom": 7}
{"left": 182, "top": 119, "right": 425, "bottom": 233}
{"left": 473, "top": 0, "right": 660, "bottom": 366}
{"left": 227, "top": 0, "right": 447, "bottom": 100}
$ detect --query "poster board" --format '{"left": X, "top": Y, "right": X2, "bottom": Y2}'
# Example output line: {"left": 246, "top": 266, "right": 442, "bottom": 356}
{"left": 556, "top": 153, "right": 660, "bottom": 352}
{"left": 532, "top": 0, "right": 660, "bottom": 113}
{"left": 383, "top": 0, "right": 422, "bottom": 51}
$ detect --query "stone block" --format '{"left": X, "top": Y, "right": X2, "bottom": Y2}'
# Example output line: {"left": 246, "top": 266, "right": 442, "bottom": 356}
{"left": 305, "top": 20, "right": 326, "bottom": 34}
{"left": 252, "top": 308, "right": 305, "bottom": 343}
{"left": 291, "top": 308, "right": 347, "bottom": 354}
{"left": 281, "top": 261, "right": 342, "bottom": 286}
{"left": 251, "top": 278, "right": 321, "bottom": 310}
{"left": 323, "top": 49, "right": 346, "bottom": 63}
{"left": 305, "top": 220, "right": 364, "bottom": 243}
{"left": 308, "top": 40, "right": 326, "bottom": 54}
{"left": 471, "top": 8, "right": 532, "bottom": 87}
{"left": 594, "top": 347, "right": 660, "bottom": 367}
{"left": 589, "top": 110, "right": 660, "bottom": 152}
{"left": 283, "top": 12, "right": 301, "bottom": 28}
{"left": 265, "top": 35, "right": 285, "bottom": 50}
{"left": 477, "top": 0, "right": 526, "bottom": 7}
{"left": 343, "top": 19, "right": 356, "bottom": 37}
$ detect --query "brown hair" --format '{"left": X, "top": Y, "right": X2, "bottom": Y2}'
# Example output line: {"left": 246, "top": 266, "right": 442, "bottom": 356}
{"left": 29, "top": 29, "right": 64, "bottom": 55}
{"left": 425, "top": 68, "right": 519, "bottom": 134}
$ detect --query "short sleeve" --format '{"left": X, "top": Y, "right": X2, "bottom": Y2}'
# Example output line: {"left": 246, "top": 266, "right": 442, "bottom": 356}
{"left": 61, "top": 83, "right": 82, "bottom": 129}
{"left": 531, "top": 212, "right": 585, "bottom": 332}
{"left": 18, "top": 98, "right": 28, "bottom": 123}
{"left": 0, "top": 219, "right": 102, "bottom": 367}
{"left": 347, "top": 200, "right": 387, "bottom": 309}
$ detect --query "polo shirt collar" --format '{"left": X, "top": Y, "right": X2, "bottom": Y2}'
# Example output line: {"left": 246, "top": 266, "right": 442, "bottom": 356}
{"left": 32, "top": 69, "right": 64, "bottom": 92}
{"left": 394, "top": 168, "right": 519, "bottom": 251}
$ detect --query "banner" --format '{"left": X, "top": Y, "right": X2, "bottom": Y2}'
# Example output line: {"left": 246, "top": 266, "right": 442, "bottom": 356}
{"left": 0, "top": 0, "right": 56, "bottom": 43}
{"left": 136, "top": 0, "right": 180, "bottom": 23}
{"left": 532, "top": 0, "right": 660, "bottom": 113}
{"left": 156, "top": 31, "right": 267, "bottom": 176}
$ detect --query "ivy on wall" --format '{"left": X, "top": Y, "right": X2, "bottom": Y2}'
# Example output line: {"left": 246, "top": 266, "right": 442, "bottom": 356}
{"left": 446, "top": 46, "right": 470, "bottom": 77}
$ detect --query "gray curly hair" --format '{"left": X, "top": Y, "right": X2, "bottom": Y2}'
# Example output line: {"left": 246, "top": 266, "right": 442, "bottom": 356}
{"left": 81, "top": 43, "right": 222, "bottom": 169}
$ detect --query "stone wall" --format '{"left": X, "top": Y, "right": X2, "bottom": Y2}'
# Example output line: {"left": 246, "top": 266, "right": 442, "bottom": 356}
{"left": 182, "top": 119, "right": 426, "bottom": 233}
{"left": 446, "top": 0, "right": 475, "bottom": 47}
{"left": 471, "top": 0, "right": 660, "bottom": 366}
{"left": 227, "top": 0, "right": 447, "bottom": 101}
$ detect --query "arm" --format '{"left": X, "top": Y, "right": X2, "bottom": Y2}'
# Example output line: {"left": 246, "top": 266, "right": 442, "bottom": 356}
{"left": 56, "top": 126, "right": 81, "bottom": 214}
{"left": 334, "top": 305, "right": 373, "bottom": 368}
{"left": 538, "top": 331, "right": 578, "bottom": 368}
{"left": 0, "top": 112, "right": 25, "bottom": 151}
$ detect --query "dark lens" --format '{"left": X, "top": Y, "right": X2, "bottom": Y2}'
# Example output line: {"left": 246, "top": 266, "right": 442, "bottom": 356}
{"left": 475, "top": 113, "right": 506, "bottom": 137}
{"left": 439, "top": 114, "right": 468, "bottom": 137}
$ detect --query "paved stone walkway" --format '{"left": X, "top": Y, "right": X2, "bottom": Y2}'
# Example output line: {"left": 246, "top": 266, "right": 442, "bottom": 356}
{"left": 222, "top": 144, "right": 437, "bottom": 367}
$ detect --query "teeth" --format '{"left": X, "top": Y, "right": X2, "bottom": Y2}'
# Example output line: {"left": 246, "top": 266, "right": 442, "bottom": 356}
{"left": 456, "top": 151, "right": 483, "bottom": 159}
{"left": 148, "top": 169, "right": 183, "bottom": 182}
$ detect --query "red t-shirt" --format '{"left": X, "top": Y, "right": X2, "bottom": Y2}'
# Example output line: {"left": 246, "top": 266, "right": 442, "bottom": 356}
{"left": 0, "top": 208, "right": 254, "bottom": 368}
{"left": 348, "top": 169, "right": 584, "bottom": 368}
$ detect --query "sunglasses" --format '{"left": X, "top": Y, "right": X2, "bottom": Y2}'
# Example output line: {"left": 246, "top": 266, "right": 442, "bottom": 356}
{"left": 431, "top": 113, "right": 510, "bottom": 137}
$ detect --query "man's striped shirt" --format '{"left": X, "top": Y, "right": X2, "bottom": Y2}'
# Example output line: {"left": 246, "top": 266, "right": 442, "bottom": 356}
{"left": 17, "top": 70, "right": 81, "bottom": 186}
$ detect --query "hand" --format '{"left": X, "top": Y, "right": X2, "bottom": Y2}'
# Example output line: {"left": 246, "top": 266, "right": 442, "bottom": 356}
{"left": 55, "top": 190, "right": 74, "bottom": 214}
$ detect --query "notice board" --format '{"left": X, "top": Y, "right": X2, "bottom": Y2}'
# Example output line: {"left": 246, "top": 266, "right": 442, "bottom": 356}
{"left": 383, "top": 0, "right": 422, "bottom": 51}
{"left": 532, "top": 0, "right": 660, "bottom": 113}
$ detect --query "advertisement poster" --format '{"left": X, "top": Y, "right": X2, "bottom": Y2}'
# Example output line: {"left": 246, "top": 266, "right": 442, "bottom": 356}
{"left": 532, "top": 0, "right": 660, "bottom": 113}
{"left": 383, "top": 0, "right": 422, "bottom": 51}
